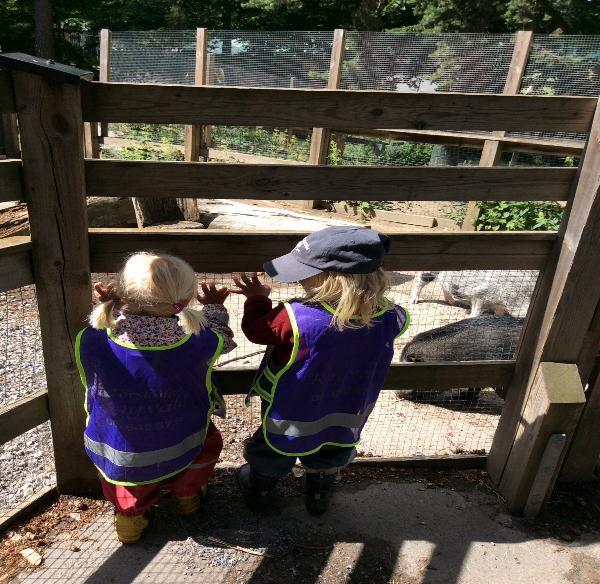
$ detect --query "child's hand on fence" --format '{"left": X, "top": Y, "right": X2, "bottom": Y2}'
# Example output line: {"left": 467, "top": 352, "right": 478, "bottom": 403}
{"left": 197, "top": 282, "right": 230, "bottom": 305}
{"left": 231, "top": 273, "right": 272, "bottom": 298}
{"left": 94, "top": 282, "right": 120, "bottom": 303}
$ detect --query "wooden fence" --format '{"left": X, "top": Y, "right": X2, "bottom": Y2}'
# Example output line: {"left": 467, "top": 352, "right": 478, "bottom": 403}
{"left": 0, "top": 52, "right": 599, "bottom": 518}
{"left": 95, "top": 29, "right": 587, "bottom": 220}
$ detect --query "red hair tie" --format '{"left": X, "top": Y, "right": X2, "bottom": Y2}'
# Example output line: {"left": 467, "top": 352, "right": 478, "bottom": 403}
{"left": 173, "top": 303, "right": 185, "bottom": 314}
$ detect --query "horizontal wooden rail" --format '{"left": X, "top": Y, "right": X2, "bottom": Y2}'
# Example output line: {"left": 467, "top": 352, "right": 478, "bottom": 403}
{"left": 84, "top": 160, "right": 576, "bottom": 202}
{"left": 351, "top": 454, "right": 487, "bottom": 469}
{"left": 0, "top": 70, "right": 16, "bottom": 113}
{"left": 0, "top": 390, "right": 50, "bottom": 446}
{"left": 0, "top": 159, "right": 24, "bottom": 202}
{"left": 81, "top": 82, "right": 596, "bottom": 133}
{"left": 0, "top": 236, "right": 34, "bottom": 292}
{"left": 89, "top": 228, "right": 554, "bottom": 272}
{"left": 0, "top": 485, "right": 57, "bottom": 533}
{"left": 214, "top": 361, "right": 515, "bottom": 394}
{"left": 338, "top": 128, "right": 586, "bottom": 157}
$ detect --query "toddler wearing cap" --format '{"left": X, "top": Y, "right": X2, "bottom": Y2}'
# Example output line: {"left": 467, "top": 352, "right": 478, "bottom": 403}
{"left": 232, "top": 226, "right": 409, "bottom": 514}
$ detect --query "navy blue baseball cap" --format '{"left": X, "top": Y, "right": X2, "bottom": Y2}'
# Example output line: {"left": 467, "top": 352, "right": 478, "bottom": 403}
{"left": 264, "top": 226, "right": 390, "bottom": 283}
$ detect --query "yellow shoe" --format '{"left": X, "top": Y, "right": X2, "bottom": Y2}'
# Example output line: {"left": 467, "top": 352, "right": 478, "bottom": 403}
{"left": 114, "top": 513, "right": 148, "bottom": 544}
{"left": 175, "top": 485, "right": 208, "bottom": 516}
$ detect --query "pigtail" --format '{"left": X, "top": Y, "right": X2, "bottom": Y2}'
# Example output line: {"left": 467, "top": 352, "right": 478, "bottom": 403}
{"left": 176, "top": 306, "right": 208, "bottom": 335}
{"left": 89, "top": 299, "right": 118, "bottom": 330}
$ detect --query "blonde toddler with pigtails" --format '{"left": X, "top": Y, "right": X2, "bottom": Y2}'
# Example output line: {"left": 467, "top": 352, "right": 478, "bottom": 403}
{"left": 76, "top": 252, "right": 235, "bottom": 544}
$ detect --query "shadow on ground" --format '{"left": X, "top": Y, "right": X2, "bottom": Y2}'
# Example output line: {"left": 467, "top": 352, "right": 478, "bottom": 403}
{"left": 14, "top": 468, "right": 600, "bottom": 584}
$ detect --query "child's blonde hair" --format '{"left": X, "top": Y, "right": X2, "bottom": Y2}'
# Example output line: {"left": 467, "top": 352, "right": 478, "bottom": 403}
{"left": 302, "top": 269, "right": 390, "bottom": 330}
{"left": 90, "top": 252, "right": 207, "bottom": 334}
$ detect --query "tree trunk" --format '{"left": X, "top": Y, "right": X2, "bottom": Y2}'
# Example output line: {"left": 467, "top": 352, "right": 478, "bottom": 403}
{"left": 34, "top": 0, "right": 55, "bottom": 59}
{"left": 132, "top": 198, "right": 184, "bottom": 228}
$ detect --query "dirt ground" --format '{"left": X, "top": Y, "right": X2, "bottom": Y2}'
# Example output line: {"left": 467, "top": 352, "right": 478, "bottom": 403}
{"left": 1, "top": 468, "right": 599, "bottom": 584}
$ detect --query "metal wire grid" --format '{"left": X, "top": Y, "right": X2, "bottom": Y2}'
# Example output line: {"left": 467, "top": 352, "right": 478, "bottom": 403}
{"left": 0, "top": 422, "right": 55, "bottom": 516}
{"left": 0, "top": 286, "right": 46, "bottom": 407}
{"left": 516, "top": 35, "right": 600, "bottom": 143}
{"left": 0, "top": 286, "right": 54, "bottom": 515}
{"left": 202, "top": 269, "right": 537, "bottom": 460}
{"left": 340, "top": 32, "right": 515, "bottom": 93}
{"left": 110, "top": 30, "right": 197, "bottom": 84}
{"left": 206, "top": 30, "right": 333, "bottom": 89}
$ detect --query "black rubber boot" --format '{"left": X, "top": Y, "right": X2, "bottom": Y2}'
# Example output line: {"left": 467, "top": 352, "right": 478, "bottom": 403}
{"left": 303, "top": 472, "right": 336, "bottom": 515}
{"left": 236, "top": 464, "right": 278, "bottom": 511}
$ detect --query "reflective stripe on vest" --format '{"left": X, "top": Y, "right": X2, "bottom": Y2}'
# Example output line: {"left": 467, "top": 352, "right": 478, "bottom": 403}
{"left": 265, "top": 403, "right": 376, "bottom": 438}
{"left": 84, "top": 431, "right": 205, "bottom": 468}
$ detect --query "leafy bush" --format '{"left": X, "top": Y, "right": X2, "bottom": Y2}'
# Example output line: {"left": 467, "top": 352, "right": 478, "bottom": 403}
{"left": 475, "top": 201, "right": 563, "bottom": 231}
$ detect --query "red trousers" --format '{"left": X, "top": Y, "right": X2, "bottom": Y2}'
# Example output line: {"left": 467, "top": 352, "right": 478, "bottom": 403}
{"left": 100, "top": 423, "right": 223, "bottom": 516}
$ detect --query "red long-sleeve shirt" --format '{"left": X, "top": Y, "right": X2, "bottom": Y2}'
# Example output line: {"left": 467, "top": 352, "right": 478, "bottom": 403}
{"left": 241, "top": 296, "right": 295, "bottom": 366}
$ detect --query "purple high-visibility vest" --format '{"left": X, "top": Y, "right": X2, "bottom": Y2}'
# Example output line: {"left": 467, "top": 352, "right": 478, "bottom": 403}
{"left": 75, "top": 326, "right": 224, "bottom": 486}
{"left": 253, "top": 301, "right": 409, "bottom": 456}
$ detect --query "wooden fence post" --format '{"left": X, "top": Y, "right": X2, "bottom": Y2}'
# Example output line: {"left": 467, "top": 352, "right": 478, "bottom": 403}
{"left": 462, "top": 30, "right": 534, "bottom": 230}
{"left": 500, "top": 362, "right": 585, "bottom": 515}
{"left": 306, "top": 28, "right": 346, "bottom": 210}
{"left": 180, "top": 27, "right": 208, "bottom": 221}
{"left": 6, "top": 57, "right": 98, "bottom": 495}
{"left": 99, "top": 28, "right": 112, "bottom": 139}
{"left": 83, "top": 118, "right": 100, "bottom": 158}
{"left": 1, "top": 114, "right": 20, "bottom": 158}
{"left": 487, "top": 97, "right": 600, "bottom": 512}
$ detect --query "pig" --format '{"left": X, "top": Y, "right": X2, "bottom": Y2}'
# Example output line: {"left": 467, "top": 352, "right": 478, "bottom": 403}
{"left": 408, "top": 270, "right": 538, "bottom": 318}
{"left": 399, "top": 315, "right": 524, "bottom": 400}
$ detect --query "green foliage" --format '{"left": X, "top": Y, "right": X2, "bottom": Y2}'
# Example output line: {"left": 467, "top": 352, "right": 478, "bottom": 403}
{"left": 475, "top": 201, "right": 564, "bottom": 232}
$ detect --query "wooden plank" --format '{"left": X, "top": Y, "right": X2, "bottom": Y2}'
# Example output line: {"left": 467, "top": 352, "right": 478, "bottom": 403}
{"left": 370, "top": 207, "right": 436, "bottom": 228}
{"left": 81, "top": 82, "right": 597, "bottom": 132}
{"left": 307, "top": 28, "right": 346, "bottom": 210}
{"left": 213, "top": 362, "right": 515, "bottom": 395}
{"left": 184, "top": 28, "right": 208, "bottom": 163}
{"left": 0, "top": 390, "right": 50, "bottom": 446}
{"left": 498, "top": 363, "right": 585, "bottom": 514}
{"left": 83, "top": 120, "right": 100, "bottom": 159}
{"left": 523, "top": 433, "right": 567, "bottom": 518}
{"left": 1, "top": 114, "right": 20, "bottom": 157}
{"left": 338, "top": 128, "right": 585, "bottom": 157}
{"left": 0, "top": 485, "right": 56, "bottom": 533}
{"left": 488, "top": 98, "right": 600, "bottom": 507}
{"left": 0, "top": 70, "right": 17, "bottom": 113}
{"left": 14, "top": 71, "right": 96, "bottom": 496}
{"left": 462, "top": 31, "right": 534, "bottom": 231}
{"left": 0, "top": 159, "right": 24, "bottom": 202}
{"left": 88, "top": 229, "right": 555, "bottom": 272}
{"left": 98, "top": 29, "right": 112, "bottom": 138}
{"left": 560, "top": 363, "right": 600, "bottom": 482}
{"left": 351, "top": 454, "right": 487, "bottom": 469}
{"left": 84, "top": 160, "right": 576, "bottom": 201}
{"left": 0, "top": 236, "right": 34, "bottom": 292}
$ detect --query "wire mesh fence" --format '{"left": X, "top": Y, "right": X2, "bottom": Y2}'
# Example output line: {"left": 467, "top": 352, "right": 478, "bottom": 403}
{"left": 0, "top": 268, "right": 537, "bottom": 514}
{"left": 103, "top": 30, "right": 593, "bottom": 226}
{"left": 90, "top": 269, "right": 537, "bottom": 462}
{"left": 0, "top": 286, "right": 54, "bottom": 515}
{"left": 0, "top": 286, "right": 46, "bottom": 407}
